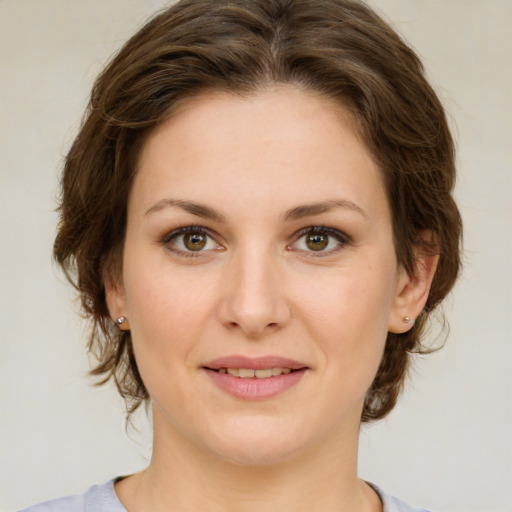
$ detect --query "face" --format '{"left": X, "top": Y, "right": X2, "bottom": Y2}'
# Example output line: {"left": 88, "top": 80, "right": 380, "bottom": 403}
{"left": 107, "top": 86, "right": 417, "bottom": 466}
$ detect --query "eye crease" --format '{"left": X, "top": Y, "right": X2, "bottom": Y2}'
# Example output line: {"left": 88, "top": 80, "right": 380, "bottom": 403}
{"left": 290, "top": 226, "right": 350, "bottom": 255}
{"left": 162, "top": 226, "right": 222, "bottom": 256}
{"left": 162, "top": 225, "right": 349, "bottom": 257}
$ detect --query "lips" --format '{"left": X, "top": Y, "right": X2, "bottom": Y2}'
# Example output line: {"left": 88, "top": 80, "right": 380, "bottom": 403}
{"left": 203, "top": 356, "right": 309, "bottom": 400}
{"left": 220, "top": 367, "right": 293, "bottom": 378}
{"left": 204, "top": 355, "right": 307, "bottom": 371}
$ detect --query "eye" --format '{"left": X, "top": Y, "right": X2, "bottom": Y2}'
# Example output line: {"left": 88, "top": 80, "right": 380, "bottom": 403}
{"left": 162, "top": 226, "right": 222, "bottom": 256}
{"left": 290, "top": 226, "right": 349, "bottom": 255}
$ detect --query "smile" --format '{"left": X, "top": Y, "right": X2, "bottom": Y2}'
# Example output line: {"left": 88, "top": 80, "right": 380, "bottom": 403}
{"left": 203, "top": 356, "right": 308, "bottom": 400}
{"left": 216, "top": 367, "right": 294, "bottom": 378}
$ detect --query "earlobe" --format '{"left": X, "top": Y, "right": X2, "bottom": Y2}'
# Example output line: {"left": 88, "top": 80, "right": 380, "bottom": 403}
{"left": 104, "top": 273, "right": 130, "bottom": 330}
{"left": 116, "top": 316, "right": 128, "bottom": 327}
{"left": 388, "top": 232, "right": 439, "bottom": 334}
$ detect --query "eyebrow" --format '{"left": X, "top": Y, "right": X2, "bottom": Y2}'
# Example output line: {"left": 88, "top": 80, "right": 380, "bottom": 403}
{"left": 283, "top": 199, "right": 368, "bottom": 221}
{"left": 145, "top": 199, "right": 226, "bottom": 222}
{"left": 145, "top": 198, "right": 368, "bottom": 222}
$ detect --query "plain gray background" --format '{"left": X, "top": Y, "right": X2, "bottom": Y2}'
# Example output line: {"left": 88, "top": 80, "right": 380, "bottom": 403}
{"left": 1, "top": 1, "right": 511, "bottom": 511}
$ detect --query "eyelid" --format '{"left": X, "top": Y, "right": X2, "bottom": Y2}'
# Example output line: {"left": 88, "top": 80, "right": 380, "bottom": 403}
{"left": 161, "top": 225, "right": 224, "bottom": 257}
{"left": 288, "top": 225, "right": 351, "bottom": 256}
{"left": 161, "top": 225, "right": 208, "bottom": 244}
{"left": 160, "top": 224, "right": 350, "bottom": 257}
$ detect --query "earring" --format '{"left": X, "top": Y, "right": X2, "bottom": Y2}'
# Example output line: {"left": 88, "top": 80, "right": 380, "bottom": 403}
{"left": 116, "top": 316, "right": 127, "bottom": 325}
{"left": 403, "top": 316, "right": 412, "bottom": 323}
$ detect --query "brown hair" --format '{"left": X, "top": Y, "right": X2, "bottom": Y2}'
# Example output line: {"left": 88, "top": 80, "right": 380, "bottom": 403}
{"left": 54, "top": 0, "right": 462, "bottom": 422}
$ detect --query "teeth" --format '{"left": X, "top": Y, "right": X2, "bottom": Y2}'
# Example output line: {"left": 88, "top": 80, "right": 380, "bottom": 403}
{"left": 218, "top": 367, "right": 294, "bottom": 378}
{"left": 255, "top": 369, "right": 272, "bottom": 378}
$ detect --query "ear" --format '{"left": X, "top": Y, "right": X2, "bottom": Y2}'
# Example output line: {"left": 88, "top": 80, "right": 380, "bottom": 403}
{"left": 104, "top": 269, "right": 130, "bottom": 331}
{"left": 388, "top": 231, "right": 439, "bottom": 334}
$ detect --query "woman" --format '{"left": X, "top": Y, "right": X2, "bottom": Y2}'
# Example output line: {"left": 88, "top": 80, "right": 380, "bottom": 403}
{"left": 22, "top": 0, "right": 462, "bottom": 510}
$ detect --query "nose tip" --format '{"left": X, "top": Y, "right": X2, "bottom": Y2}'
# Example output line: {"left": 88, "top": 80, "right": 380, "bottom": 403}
{"left": 225, "top": 300, "right": 290, "bottom": 337}
{"left": 217, "top": 256, "right": 291, "bottom": 338}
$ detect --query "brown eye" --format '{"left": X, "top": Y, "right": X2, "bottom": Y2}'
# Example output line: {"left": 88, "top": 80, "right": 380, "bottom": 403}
{"left": 305, "top": 233, "right": 329, "bottom": 251}
{"left": 289, "top": 226, "right": 349, "bottom": 255}
{"left": 184, "top": 232, "right": 207, "bottom": 251}
{"left": 163, "top": 227, "right": 222, "bottom": 256}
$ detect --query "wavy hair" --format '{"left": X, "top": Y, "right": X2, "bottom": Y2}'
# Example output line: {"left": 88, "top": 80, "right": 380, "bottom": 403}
{"left": 54, "top": 0, "right": 462, "bottom": 421}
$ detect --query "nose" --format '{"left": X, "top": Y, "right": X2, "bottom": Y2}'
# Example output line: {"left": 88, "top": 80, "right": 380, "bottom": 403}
{"left": 217, "top": 247, "right": 291, "bottom": 338}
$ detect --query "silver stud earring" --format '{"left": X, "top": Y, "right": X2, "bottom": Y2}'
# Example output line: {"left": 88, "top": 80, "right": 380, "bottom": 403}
{"left": 116, "top": 316, "right": 127, "bottom": 325}
{"left": 403, "top": 316, "right": 412, "bottom": 323}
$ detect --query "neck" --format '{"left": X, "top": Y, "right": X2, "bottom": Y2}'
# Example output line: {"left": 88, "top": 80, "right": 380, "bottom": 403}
{"left": 115, "top": 407, "right": 381, "bottom": 512}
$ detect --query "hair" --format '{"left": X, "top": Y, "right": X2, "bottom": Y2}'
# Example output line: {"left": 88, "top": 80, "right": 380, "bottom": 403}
{"left": 54, "top": 0, "right": 462, "bottom": 422}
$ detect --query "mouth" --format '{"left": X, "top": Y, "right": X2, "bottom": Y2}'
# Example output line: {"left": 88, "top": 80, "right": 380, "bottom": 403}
{"left": 203, "top": 356, "right": 309, "bottom": 400}
{"left": 206, "top": 367, "right": 301, "bottom": 378}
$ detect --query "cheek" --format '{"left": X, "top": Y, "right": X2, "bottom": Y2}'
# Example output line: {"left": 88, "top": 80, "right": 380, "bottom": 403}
{"left": 121, "top": 256, "right": 216, "bottom": 372}
{"left": 293, "top": 261, "right": 395, "bottom": 379}
{"left": 121, "top": 269, "right": 214, "bottom": 412}
{"left": 297, "top": 262, "right": 395, "bottom": 332}
{"left": 124, "top": 245, "right": 215, "bottom": 325}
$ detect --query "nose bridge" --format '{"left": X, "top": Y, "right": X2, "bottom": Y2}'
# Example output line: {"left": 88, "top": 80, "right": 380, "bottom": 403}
{"left": 220, "top": 241, "right": 290, "bottom": 336}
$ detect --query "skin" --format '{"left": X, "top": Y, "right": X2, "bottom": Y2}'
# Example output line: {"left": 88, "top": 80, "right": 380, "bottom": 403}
{"left": 106, "top": 86, "right": 437, "bottom": 512}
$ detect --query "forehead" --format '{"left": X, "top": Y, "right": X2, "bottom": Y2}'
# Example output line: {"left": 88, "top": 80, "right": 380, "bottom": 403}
{"left": 132, "top": 86, "right": 387, "bottom": 221}
{"left": 140, "top": 85, "right": 366, "bottom": 163}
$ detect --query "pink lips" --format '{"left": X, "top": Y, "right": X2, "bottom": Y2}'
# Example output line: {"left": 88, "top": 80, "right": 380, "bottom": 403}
{"left": 203, "top": 355, "right": 308, "bottom": 400}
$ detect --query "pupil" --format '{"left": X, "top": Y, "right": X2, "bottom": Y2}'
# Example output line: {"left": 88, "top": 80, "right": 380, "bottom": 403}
{"left": 184, "top": 233, "right": 206, "bottom": 251}
{"left": 307, "top": 233, "right": 328, "bottom": 251}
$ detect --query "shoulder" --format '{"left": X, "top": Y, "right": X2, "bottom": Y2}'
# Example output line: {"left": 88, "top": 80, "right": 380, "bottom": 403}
{"left": 18, "top": 480, "right": 126, "bottom": 512}
{"left": 369, "top": 482, "right": 432, "bottom": 512}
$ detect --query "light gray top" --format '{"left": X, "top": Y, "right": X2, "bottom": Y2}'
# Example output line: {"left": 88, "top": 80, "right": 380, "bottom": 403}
{"left": 19, "top": 479, "right": 431, "bottom": 512}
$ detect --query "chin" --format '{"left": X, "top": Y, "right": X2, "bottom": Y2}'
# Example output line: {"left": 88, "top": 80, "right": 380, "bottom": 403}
{"left": 197, "top": 415, "right": 315, "bottom": 467}
{"left": 213, "top": 438, "right": 304, "bottom": 467}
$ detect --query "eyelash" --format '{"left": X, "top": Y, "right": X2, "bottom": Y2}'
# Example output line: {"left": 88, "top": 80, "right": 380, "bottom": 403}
{"left": 160, "top": 225, "right": 350, "bottom": 257}
{"left": 161, "top": 226, "right": 220, "bottom": 258}
{"left": 290, "top": 225, "right": 350, "bottom": 257}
